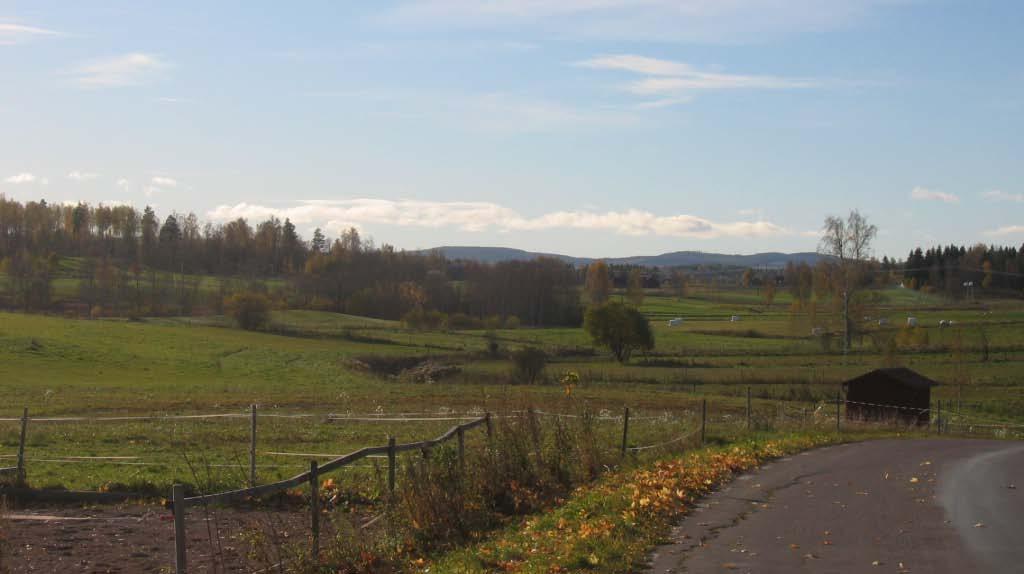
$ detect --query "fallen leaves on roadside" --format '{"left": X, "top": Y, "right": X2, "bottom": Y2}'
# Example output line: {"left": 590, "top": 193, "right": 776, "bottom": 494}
{"left": 430, "top": 435, "right": 837, "bottom": 574}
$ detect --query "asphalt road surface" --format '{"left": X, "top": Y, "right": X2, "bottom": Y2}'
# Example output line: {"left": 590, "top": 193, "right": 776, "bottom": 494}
{"left": 648, "top": 439, "right": 1022, "bottom": 573}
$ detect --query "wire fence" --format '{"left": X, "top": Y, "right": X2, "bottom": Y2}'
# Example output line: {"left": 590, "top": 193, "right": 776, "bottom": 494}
{"left": 2, "top": 395, "right": 1021, "bottom": 574}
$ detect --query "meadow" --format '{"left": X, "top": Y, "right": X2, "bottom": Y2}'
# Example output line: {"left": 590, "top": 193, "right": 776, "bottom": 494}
{"left": 1, "top": 285, "right": 1022, "bottom": 496}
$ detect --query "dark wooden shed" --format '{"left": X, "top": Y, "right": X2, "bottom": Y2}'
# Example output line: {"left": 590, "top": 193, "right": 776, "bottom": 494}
{"left": 842, "top": 368, "right": 935, "bottom": 426}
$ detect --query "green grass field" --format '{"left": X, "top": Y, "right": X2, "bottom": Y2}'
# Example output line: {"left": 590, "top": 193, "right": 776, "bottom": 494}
{"left": 1, "top": 287, "right": 1022, "bottom": 493}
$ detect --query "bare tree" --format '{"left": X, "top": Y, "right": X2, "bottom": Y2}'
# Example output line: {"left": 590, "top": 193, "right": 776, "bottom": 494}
{"left": 819, "top": 210, "right": 877, "bottom": 354}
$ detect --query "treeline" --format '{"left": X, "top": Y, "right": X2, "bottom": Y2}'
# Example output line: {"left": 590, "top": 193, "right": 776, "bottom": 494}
{"left": 901, "top": 244, "right": 1024, "bottom": 296}
{"left": 0, "top": 196, "right": 582, "bottom": 325}
{"left": 3, "top": 196, "right": 1022, "bottom": 322}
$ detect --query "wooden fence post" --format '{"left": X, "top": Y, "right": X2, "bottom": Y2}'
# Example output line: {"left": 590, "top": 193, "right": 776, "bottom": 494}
{"left": 310, "top": 460, "right": 320, "bottom": 560}
{"left": 457, "top": 426, "right": 465, "bottom": 470}
{"left": 620, "top": 407, "right": 630, "bottom": 456}
{"left": 485, "top": 412, "right": 493, "bottom": 439}
{"left": 937, "top": 400, "right": 942, "bottom": 435}
{"left": 249, "top": 404, "right": 257, "bottom": 488}
{"left": 16, "top": 407, "right": 28, "bottom": 486}
{"left": 700, "top": 399, "right": 707, "bottom": 447}
{"left": 172, "top": 484, "right": 187, "bottom": 574}
{"left": 746, "top": 387, "right": 752, "bottom": 431}
{"left": 387, "top": 436, "right": 396, "bottom": 495}
{"left": 835, "top": 390, "right": 841, "bottom": 433}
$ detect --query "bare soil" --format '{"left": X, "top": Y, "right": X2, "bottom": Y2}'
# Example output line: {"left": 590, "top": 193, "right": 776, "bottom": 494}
{"left": 1, "top": 501, "right": 349, "bottom": 573}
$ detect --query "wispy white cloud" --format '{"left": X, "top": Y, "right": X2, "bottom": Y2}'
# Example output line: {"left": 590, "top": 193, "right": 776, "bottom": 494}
{"left": 68, "top": 53, "right": 168, "bottom": 87}
{"left": 910, "top": 186, "right": 959, "bottom": 204}
{"left": 577, "top": 54, "right": 693, "bottom": 76}
{"left": 208, "top": 199, "right": 792, "bottom": 239}
{"left": 67, "top": 171, "right": 99, "bottom": 181}
{"left": 4, "top": 172, "right": 39, "bottom": 184}
{"left": 143, "top": 175, "right": 178, "bottom": 197}
{"left": 982, "top": 190, "right": 1024, "bottom": 203}
{"left": 155, "top": 97, "right": 194, "bottom": 104}
{"left": 625, "top": 74, "right": 815, "bottom": 94}
{"left": 984, "top": 225, "right": 1024, "bottom": 236}
{"left": 151, "top": 176, "right": 178, "bottom": 187}
{"left": 576, "top": 54, "right": 817, "bottom": 107}
{"left": 117, "top": 178, "right": 130, "bottom": 190}
{"left": 0, "top": 22, "right": 60, "bottom": 45}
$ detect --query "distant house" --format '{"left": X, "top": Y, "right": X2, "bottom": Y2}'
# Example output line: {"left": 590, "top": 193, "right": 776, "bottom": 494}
{"left": 667, "top": 318, "right": 684, "bottom": 327}
{"left": 842, "top": 368, "right": 935, "bottom": 426}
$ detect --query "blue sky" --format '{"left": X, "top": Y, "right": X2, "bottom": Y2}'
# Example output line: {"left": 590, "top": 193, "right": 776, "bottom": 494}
{"left": 1, "top": 1, "right": 1022, "bottom": 258}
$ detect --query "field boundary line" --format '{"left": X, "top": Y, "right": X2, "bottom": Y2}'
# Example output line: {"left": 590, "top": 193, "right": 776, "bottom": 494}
{"left": 326, "top": 415, "right": 477, "bottom": 422}
{"left": 534, "top": 409, "right": 682, "bottom": 422}
{"left": 0, "top": 411, "right": 494, "bottom": 423}
{"left": 627, "top": 428, "right": 700, "bottom": 452}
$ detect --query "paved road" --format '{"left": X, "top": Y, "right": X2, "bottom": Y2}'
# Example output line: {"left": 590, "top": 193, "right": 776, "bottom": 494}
{"left": 648, "top": 439, "right": 1022, "bottom": 573}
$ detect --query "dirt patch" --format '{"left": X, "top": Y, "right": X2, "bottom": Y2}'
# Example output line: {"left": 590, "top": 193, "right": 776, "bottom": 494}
{"left": 395, "top": 360, "right": 461, "bottom": 383}
{"left": 345, "top": 354, "right": 462, "bottom": 383}
{"left": 1, "top": 502, "right": 357, "bottom": 573}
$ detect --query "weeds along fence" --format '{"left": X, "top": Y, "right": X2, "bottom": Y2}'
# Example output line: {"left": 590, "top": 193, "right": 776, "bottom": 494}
{"left": 2, "top": 396, "right": 1022, "bottom": 574}
{"left": 0, "top": 408, "right": 697, "bottom": 492}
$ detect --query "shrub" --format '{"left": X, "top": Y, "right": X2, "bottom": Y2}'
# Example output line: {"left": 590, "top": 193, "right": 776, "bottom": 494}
{"left": 510, "top": 347, "right": 547, "bottom": 384}
{"left": 446, "top": 312, "right": 483, "bottom": 330}
{"left": 402, "top": 308, "right": 446, "bottom": 330}
{"left": 484, "top": 331, "right": 501, "bottom": 358}
{"left": 223, "top": 291, "right": 271, "bottom": 331}
{"left": 583, "top": 301, "right": 654, "bottom": 363}
{"left": 504, "top": 315, "right": 521, "bottom": 329}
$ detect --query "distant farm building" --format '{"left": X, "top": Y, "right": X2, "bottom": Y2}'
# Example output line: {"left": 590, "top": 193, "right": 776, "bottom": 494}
{"left": 842, "top": 368, "right": 935, "bottom": 426}
{"left": 667, "top": 318, "right": 684, "bottom": 327}
{"left": 878, "top": 318, "right": 890, "bottom": 326}
{"left": 906, "top": 317, "right": 918, "bottom": 327}
{"left": 810, "top": 327, "right": 826, "bottom": 336}
{"left": 730, "top": 315, "right": 742, "bottom": 322}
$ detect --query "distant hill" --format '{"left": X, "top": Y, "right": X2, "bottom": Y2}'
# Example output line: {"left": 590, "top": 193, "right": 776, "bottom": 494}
{"left": 420, "top": 246, "right": 826, "bottom": 268}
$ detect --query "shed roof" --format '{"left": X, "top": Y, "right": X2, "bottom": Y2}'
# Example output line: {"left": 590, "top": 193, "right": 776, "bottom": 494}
{"left": 842, "top": 368, "right": 937, "bottom": 392}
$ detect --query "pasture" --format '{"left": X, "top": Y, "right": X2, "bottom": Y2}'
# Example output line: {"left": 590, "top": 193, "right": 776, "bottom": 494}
{"left": 1, "top": 286, "right": 1023, "bottom": 496}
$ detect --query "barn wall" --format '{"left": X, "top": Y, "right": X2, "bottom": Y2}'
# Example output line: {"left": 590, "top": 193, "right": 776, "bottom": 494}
{"left": 845, "top": 376, "right": 931, "bottom": 425}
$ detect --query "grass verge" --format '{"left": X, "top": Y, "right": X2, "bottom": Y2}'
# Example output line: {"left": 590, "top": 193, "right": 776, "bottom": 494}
{"left": 428, "top": 431, "right": 881, "bottom": 574}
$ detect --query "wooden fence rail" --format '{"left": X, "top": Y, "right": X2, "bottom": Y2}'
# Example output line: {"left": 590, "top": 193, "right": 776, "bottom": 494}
{"left": 182, "top": 415, "right": 488, "bottom": 508}
{"left": 172, "top": 413, "right": 491, "bottom": 573}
